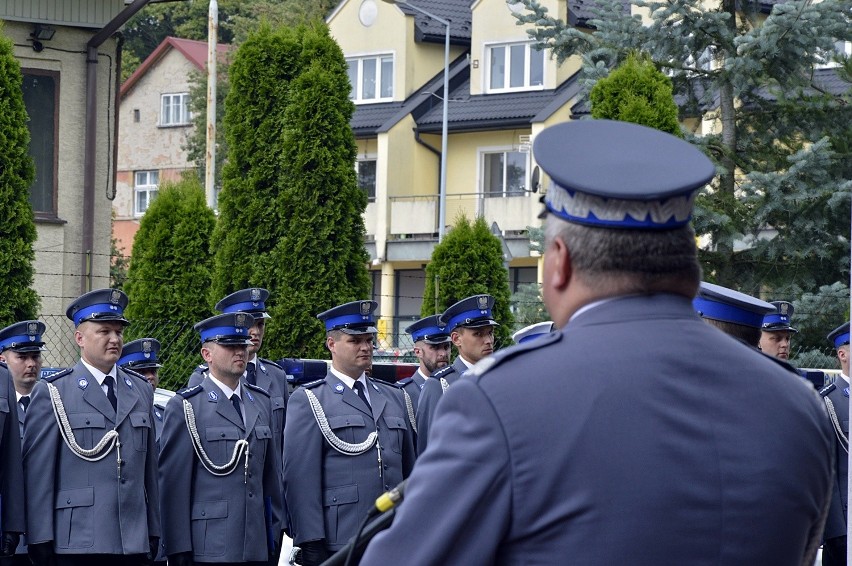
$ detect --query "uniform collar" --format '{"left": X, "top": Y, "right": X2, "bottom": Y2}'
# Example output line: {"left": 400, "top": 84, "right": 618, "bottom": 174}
{"left": 329, "top": 365, "right": 367, "bottom": 390}
{"left": 80, "top": 358, "right": 116, "bottom": 386}
{"left": 208, "top": 372, "right": 242, "bottom": 400}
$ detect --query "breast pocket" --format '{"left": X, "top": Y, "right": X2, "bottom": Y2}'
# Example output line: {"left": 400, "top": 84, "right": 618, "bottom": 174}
{"left": 55, "top": 487, "right": 95, "bottom": 549}
{"left": 382, "top": 415, "right": 407, "bottom": 454}
{"left": 68, "top": 413, "right": 105, "bottom": 450}
{"left": 206, "top": 426, "right": 241, "bottom": 462}
{"left": 129, "top": 412, "right": 151, "bottom": 452}
{"left": 270, "top": 396, "right": 285, "bottom": 435}
{"left": 191, "top": 500, "right": 228, "bottom": 556}
{"left": 327, "top": 414, "right": 367, "bottom": 444}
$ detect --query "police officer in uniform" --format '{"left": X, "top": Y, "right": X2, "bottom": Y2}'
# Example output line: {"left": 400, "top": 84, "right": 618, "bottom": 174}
{"left": 361, "top": 120, "right": 833, "bottom": 565}
{"left": 0, "top": 321, "right": 46, "bottom": 566}
{"left": 821, "top": 322, "right": 849, "bottom": 566}
{"left": 158, "top": 312, "right": 282, "bottom": 566}
{"left": 759, "top": 301, "right": 797, "bottom": 360}
{"left": 395, "top": 315, "right": 451, "bottom": 408}
{"left": 119, "top": 338, "right": 164, "bottom": 440}
{"left": 511, "top": 321, "right": 554, "bottom": 345}
{"left": 23, "top": 289, "right": 160, "bottom": 566}
{"left": 282, "top": 300, "right": 415, "bottom": 566}
{"left": 693, "top": 282, "right": 775, "bottom": 348}
{"left": 0, "top": 352, "right": 24, "bottom": 562}
{"left": 415, "top": 294, "right": 498, "bottom": 454}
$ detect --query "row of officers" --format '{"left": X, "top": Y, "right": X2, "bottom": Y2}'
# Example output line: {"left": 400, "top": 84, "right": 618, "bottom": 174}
{"left": 0, "top": 118, "right": 846, "bottom": 566}
{"left": 0, "top": 282, "right": 848, "bottom": 566}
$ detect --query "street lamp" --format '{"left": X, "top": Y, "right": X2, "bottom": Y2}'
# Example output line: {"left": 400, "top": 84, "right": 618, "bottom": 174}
{"left": 383, "top": 0, "right": 450, "bottom": 241}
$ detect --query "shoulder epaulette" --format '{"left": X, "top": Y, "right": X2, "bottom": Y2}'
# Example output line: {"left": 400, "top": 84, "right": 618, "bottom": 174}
{"left": 467, "top": 331, "right": 562, "bottom": 378}
{"left": 120, "top": 367, "right": 149, "bottom": 383}
{"left": 758, "top": 351, "right": 799, "bottom": 375}
{"left": 245, "top": 381, "right": 271, "bottom": 397}
{"left": 43, "top": 367, "right": 73, "bottom": 382}
{"left": 431, "top": 365, "right": 456, "bottom": 380}
{"left": 820, "top": 382, "right": 836, "bottom": 397}
{"left": 394, "top": 377, "right": 414, "bottom": 387}
{"left": 259, "top": 358, "right": 284, "bottom": 371}
{"left": 195, "top": 364, "right": 208, "bottom": 372}
{"left": 0, "top": 360, "right": 6, "bottom": 369}
{"left": 177, "top": 384, "right": 203, "bottom": 398}
{"left": 303, "top": 378, "right": 325, "bottom": 389}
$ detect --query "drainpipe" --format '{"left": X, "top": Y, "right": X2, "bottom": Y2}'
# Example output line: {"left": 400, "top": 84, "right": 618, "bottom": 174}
{"left": 81, "top": 0, "right": 155, "bottom": 293}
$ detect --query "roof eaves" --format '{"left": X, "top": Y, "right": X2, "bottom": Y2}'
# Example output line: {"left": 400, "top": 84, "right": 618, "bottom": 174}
{"left": 532, "top": 70, "right": 583, "bottom": 122}
{"left": 120, "top": 36, "right": 177, "bottom": 98}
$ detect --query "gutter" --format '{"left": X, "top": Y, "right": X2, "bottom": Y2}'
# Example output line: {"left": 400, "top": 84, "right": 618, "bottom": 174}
{"left": 81, "top": 0, "right": 158, "bottom": 293}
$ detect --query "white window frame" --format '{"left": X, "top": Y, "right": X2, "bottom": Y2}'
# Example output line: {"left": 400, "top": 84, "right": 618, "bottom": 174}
{"left": 479, "top": 147, "right": 529, "bottom": 198}
{"left": 347, "top": 54, "right": 394, "bottom": 103}
{"left": 160, "top": 92, "right": 191, "bottom": 126}
{"left": 485, "top": 41, "right": 545, "bottom": 93}
{"left": 134, "top": 170, "right": 159, "bottom": 216}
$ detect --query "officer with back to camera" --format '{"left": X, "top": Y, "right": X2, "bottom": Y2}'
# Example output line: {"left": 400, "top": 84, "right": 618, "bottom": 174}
{"left": 282, "top": 300, "right": 415, "bottom": 566}
{"left": 361, "top": 120, "right": 834, "bottom": 565}
{"left": 693, "top": 281, "right": 775, "bottom": 348}
{"left": 415, "top": 294, "right": 498, "bottom": 453}
{"left": 0, "top": 320, "right": 47, "bottom": 566}
{"left": 820, "top": 322, "right": 850, "bottom": 566}
{"left": 23, "top": 289, "right": 160, "bottom": 566}
{"left": 158, "top": 312, "right": 282, "bottom": 566}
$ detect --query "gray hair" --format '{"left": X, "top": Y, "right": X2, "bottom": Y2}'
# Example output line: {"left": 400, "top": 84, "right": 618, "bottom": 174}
{"left": 544, "top": 215, "right": 701, "bottom": 295}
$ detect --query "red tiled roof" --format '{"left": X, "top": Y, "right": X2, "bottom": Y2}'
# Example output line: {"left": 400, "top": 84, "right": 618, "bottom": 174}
{"left": 121, "top": 36, "right": 231, "bottom": 98}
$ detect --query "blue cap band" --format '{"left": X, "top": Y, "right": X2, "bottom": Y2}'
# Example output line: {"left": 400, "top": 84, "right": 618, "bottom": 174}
{"left": 693, "top": 297, "right": 765, "bottom": 328}
{"left": 73, "top": 303, "right": 125, "bottom": 326}
{"left": 411, "top": 328, "right": 449, "bottom": 342}
{"left": 0, "top": 334, "right": 43, "bottom": 350}
{"left": 324, "top": 313, "right": 374, "bottom": 331}
{"left": 545, "top": 186, "right": 695, "bottom": 229}
{"left": 447, "top": 308, "right": 493, "bottom": 332}
{"left": 200, "top": 325, "right": 249, "bottom": 342}
{"left": 221, "top": 300, "right": 267, "bottom": 313}
{"left": 834, "top": 332, "right": 851, "bottom": 348}
{"left": 118, "top": 351, "right": 157, "bottom": 366}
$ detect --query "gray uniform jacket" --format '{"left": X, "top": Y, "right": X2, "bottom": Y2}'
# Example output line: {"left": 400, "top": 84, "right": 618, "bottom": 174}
{"left": 396, "top": 370, "right": 426, "bottom": 409}
{"left": 14, "top": 394, "right": 28, "bottom": 555}
{"left": 23, "top": 362, "right": 160, "bottom": 555}
{"left": 415, "top": 357, "right": 469, "bottom": 454}
{"left": 0, "top": 363, "right": 24, "bottom": 536}
{"left": 283, "top": 371, "right": 416, "bottom": 552}
{"left": 158, "top": 376, "right": 282, "bottom": 562}
{"left": 820, "top": 379, "right": 849, "bottom": 540}
{"left": 362, "top": 294, "right": 834, "bottom": 565}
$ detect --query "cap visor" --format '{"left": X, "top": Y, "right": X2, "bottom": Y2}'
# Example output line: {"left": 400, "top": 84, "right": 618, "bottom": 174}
{"left": 210, "top": 337, "right": 254, "bottom": 346}
{"left": 422, "top": 336, "right": 452, "bottom": 344}
{"left": 339, "top": 326, "right": 378, "bottom": 335}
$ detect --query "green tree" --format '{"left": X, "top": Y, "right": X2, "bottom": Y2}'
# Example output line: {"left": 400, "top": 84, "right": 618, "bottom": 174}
{"left": 515, "top": 0, "right": 850, "bottom": 304}
{"left": 123, "top": 178, "right": 216, "bottom": 389}
{"left": 0, "top": 28, "right": 39, "bottom": 325}
{"left": 422, "top": 215, "right": 515, "bottom": 349}
{"left": 264, "top": 22, "right": 371, "bottom": 359}
{"left": 790, "top": 282, "right": 849, "bottom": 369}
{"left": 209, "top": 23, "right": 302, "bottom": 301}
{"left": 590, "top": 52, "right": 681, "bottom": 136}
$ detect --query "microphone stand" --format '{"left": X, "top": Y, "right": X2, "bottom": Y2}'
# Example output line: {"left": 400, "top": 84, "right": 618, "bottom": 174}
{"left": 319, "top": 508, "right": 396, "bottom": 566}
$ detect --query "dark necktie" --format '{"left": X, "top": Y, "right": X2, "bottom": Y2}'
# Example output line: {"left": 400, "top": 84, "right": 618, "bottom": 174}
{"left": 19, "top": 396, "right": 30, "bottom": 414}
{"left": 246, "top": 362, "right": 257, "bottom": 386}
{"left": 104, "top": 375, "right": 117, "bottom": 411}
{"left": 231, "top": 395, "right": 243, "bottom": 422}
{"left": 353, "top": 380, "right": 372, "bottom": 413}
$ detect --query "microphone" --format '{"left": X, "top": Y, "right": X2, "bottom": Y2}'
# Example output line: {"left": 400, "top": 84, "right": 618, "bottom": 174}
{"left": 370, "top": 479, "right": 407, "bottom": 516}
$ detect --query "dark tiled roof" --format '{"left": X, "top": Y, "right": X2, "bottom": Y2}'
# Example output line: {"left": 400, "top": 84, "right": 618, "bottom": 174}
{"left": 568, "top": 0, "right": 630, "bottom": 28}
{"left": 813, "top": 67, "right": 851, "bottom": 97}
{"left": 351, "top": 102, "right": 406, "bottom": 136}
{"left": 415, "top": 67, "right": 583, "bottom": 133}
{"left": 397, "top": 0, "right": 472, "bottom": 44}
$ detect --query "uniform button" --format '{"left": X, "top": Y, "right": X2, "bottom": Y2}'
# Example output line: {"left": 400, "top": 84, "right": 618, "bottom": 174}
{"left": 201, "top": 511, "right": 206, "bottom": 516}
{"left": 121, "top": 479, "right": 127, "bottom": 484}
{"left": 221, "top": 433, "right": 226, "bottom": 438}
{"left": 248, "top": 492, "right": 254, "bottom": 498}
{"left": 384, "top": 484, "right": 390, "bottom": 490}
{"left": 85, "top": 420, "right": 90, "bottom": 425}
{"left": 142, "top": 418, "right": 147, "bottom": 424}
{"left": 332, "top": 497, "right": 338, "bottom": 502}
{"left": 383, "top": 464, "right": 388, "bottom": 470}
{"left": 66, "top": 498, "right": 71, "bottom": 504}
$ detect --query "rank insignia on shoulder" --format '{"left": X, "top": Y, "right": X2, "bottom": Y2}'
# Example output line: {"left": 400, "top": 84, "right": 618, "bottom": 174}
{"left": 304, "top": 378, "right": 325, "bottom": 389}
{"left": 43, "top": 367, "right": 72, "bottom": 382}
{"left": 196, "top": 364, "right": 209, "bottom": 371}
{"left": 395, "top": 377, "right": 413, "bottom": 387}
{"left": 431, "top": 365, "right": 455, "bottom": 379}
{"left": 819, "top": 382, "right": 836, "bottom": 397}
{"left": 245, "top": 382, "right": 270, "bottom": 397}
{"left": 471, "top": 330, "right": 562, "bottom": 378}
{"left": 260, "top": 358, "right": 284, "bottom": 371}
{"left": 467, "top": 355, "right": 498, "bottom": 378}
{"left": 177, "top": 384, "right": 203, "bottom": 399}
